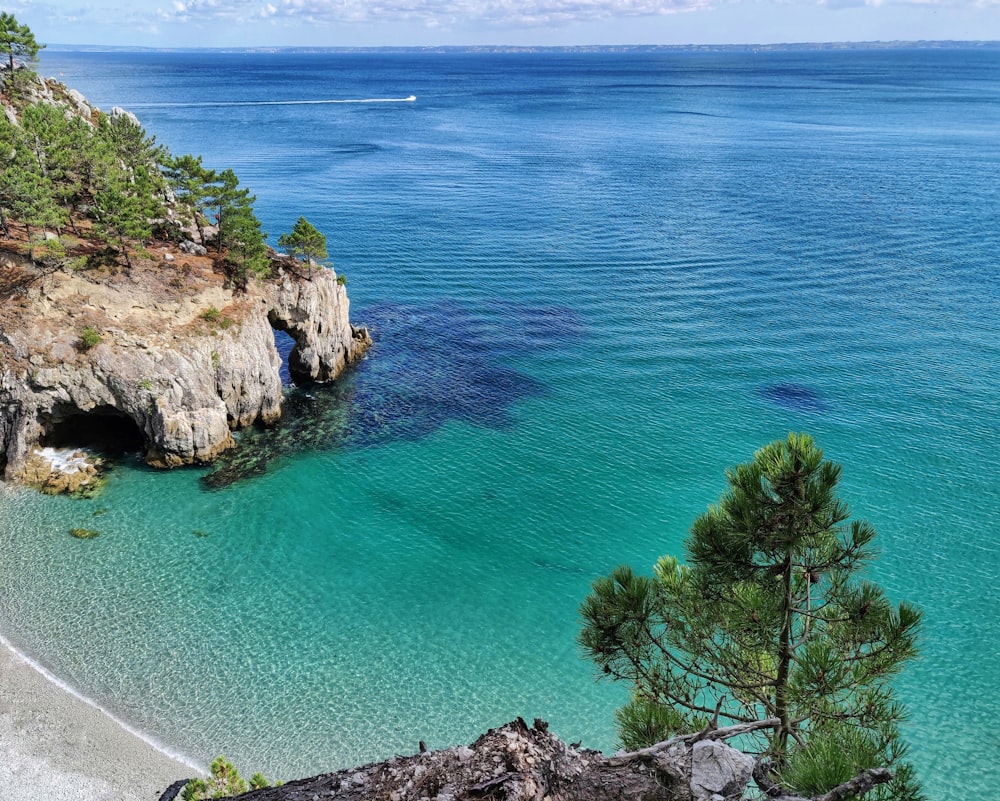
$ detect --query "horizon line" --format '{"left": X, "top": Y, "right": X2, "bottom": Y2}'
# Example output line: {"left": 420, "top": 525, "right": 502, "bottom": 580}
{"left": 41, "top": 39, "right": 1000, "bottom": 54}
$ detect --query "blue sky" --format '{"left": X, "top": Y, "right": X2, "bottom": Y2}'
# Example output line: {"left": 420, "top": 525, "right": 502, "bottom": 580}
{"left": 7, "top": 0, "right": 1000, "bottom": 48}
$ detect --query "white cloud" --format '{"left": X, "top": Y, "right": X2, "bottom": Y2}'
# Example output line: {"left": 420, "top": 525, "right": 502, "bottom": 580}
{"left": 147, "top": 0, "right": 1000, "bottom": 30}
{"left": 156, "top": 0, "right": 715, "bottom": 28}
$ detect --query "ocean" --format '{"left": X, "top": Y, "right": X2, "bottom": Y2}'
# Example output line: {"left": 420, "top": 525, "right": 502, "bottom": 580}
{"left": 1, "top": 48, "right": 998, "bottom": 798}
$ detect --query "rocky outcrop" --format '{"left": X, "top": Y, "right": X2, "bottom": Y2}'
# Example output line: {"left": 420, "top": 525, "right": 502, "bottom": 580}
{"left": 20, "top": 447, "right": 104, "bottom": 495}
{"left": 158, "top": 718, "right": 892, "bottom": 801}
{"left": 163, "top": 719, "right": 764, "bottom": 801}
{"left": 0, "top": 251, "right": 370, "bottom": 480}
{"left": 263, "top": 267, "right": 370, "bottom": 383}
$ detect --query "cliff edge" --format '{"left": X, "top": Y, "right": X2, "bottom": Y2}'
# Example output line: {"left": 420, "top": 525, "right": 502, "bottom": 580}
{"left": 0, "top": 247, "right": 370, "bottom": 482}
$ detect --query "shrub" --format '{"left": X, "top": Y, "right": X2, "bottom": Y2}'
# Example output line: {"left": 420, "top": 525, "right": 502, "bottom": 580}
{"left": 80, "top": 326, "right": 101, "bottom": 349}
{"left": 182, "top": 756, "right": 271, "bottom": 800}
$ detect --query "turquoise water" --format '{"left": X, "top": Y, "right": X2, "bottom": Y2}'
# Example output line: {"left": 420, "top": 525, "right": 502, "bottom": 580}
{"left": 1, "top": 49, "right": 998, "bottom": 797}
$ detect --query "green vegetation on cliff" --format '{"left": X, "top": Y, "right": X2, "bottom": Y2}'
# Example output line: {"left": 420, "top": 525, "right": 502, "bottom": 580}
{"left": 278, "top": 216, "right": 328, "bottom": 265}
{"left": 580, "top": 433, "right": 923, "bottom": 800}
{"left": 0, "top": 17, "right": 327, "bottom": 289}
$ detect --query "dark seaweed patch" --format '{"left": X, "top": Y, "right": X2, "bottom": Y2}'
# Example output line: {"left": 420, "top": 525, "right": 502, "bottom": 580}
{"left": 758, "top": 383, "right": 826, "bottom": 413}
{"left": 204, "top": 299, "right": 584, "bottom": 488}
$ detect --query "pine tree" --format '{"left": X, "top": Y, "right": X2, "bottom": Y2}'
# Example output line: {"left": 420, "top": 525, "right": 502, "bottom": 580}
{"left": 161, "top": 152, "right": 217, "bottom": 245}
{"left": 89, "top": 112, "right": 165, "bottom": 269}
{"left": 0, "top": 110, "right": 64, "bottom": 249}
{"left": 277, "top": 216, "right": 328, "bottom": 265}
{"left": 579, "top": 433, "right": 923, "bottom": 800}
{"left": 211, "top": 169, "right": 270, "bottom": 287}
{"left": 0, "top": 13, "right": 43, "bottom": 76}
{"left": 20, "top": 102, "right": 92, "bottom": 226}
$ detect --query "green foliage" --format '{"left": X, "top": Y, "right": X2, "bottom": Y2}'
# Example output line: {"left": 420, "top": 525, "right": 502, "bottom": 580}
{"left": 249, "top": 773, "right": 270, "bottom": 790}
{"left": 277, "top": 216, "right": 328, "bottom": 264}
{"left": 780, "top": 722, "right": 923, "bottom": 801}
{"left": 89, "top": 113, "right": 166, "bottom": 268}
{"left": 138, "top": 378, "right": 154, "bottom": 391}
{"left": 615, "top": 692, "right": 695, "bottom": 750}
{"left": 336, "top": 273, "right": 347, "bottom": 287}
{"left": 579, "top": 433, "right": 922, "bottom": 799}
{"left": 0, "top": 110, "right": 65, "bottom": 247}
{"left": 201, "top": 306, "right": 222, "bottom": 322}
{"left": 79, "top": 326, "right": 101, "bottom": 349}
{"left": 211, "top": 168, "right": 270, "bottom": 287}
{"left": 182, "top": 755, "right": 271, "bottom": 800}
{"left": 161, "top": 152, "right": 217, "bottom": 246}
{"left": 20, "top": 102, "right": 91, "bottom": 221}
{"left": 0, "top": 40, "right": 312, "bottom": 292}
{"left": 210, "top": 349, "right": 220, "bottom": 368}
{"left": 0, "top": 13, "right": 43, "bottom": 76}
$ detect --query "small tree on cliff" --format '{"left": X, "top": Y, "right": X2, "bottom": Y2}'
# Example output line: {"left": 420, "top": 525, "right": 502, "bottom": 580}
{"left": 211, "top": 169, "right": 269, "bottom": 287}
{"left": 0, "top": 13, "right": 43, "bottom": 76}
{"left": 580, "top": 433, "right": 923, "bottom": 800}
{"left": 278, "top": 216, "right": 328, "bottom": 265}
{"left": 161, "top": 152, "right": 217, "bottom": 245}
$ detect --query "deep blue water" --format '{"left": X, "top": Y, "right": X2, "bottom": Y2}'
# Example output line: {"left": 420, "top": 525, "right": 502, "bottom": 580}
{"left": 1, "top": 49, "right": 998, "bottom": 798}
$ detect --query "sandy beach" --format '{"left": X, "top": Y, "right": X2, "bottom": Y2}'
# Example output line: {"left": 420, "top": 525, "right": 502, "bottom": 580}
{"left": 0, "top": 642, "right": 199, "bottom": 801}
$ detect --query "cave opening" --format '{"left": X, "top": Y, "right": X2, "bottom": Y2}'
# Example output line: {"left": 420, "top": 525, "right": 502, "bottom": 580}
{"left": 42, "top": 404, "right": 146, "bottom": 454}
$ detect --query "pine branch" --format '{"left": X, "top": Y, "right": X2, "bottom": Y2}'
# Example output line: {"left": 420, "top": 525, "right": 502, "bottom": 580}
{"left": 606, "top": 717, "right": 781, "bottom": 765}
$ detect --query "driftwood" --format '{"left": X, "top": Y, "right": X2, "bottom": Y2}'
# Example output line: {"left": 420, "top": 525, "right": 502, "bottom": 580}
{"left": 164, "top": 718, "right": 893, "bottom": 801}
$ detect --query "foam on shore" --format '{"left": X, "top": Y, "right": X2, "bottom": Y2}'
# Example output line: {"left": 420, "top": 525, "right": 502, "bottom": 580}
{"left": 0, "top": 634, "right": 202, "bottom": 801}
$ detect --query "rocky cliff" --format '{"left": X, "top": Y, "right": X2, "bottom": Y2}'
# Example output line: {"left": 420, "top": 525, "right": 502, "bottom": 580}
{"left": 0, "top": 248, "right": 370, "bottom": 483}
{"left": 0, "top": 66, "right": 371, "bottom": 488}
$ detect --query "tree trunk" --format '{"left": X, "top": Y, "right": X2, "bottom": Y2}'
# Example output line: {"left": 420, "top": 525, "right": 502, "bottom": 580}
{"left": 773, "top": 552, "right": 793, "bottom": 762}
{"left": 118, "top": 232, "right": 132, "bottom": 271}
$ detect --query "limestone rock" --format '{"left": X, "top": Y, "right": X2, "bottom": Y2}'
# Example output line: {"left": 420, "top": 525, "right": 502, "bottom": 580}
{"left": 0, "top": 252, "right": 369, "bottom": 481}
{"left": 110, "top": 105, "right": 142, "bottom": 128}
{"left": 65, "top": 88, "right": 94, "bottom": 119}
{"left": 20, "top": 447, "right": 104, "bottom": 495}
{"left": 262, "top": 267, "right": 371, "bottom": 383}
{"left": 690, "top": 739, "right": 755, "bottom": 801}
{"left": 179, "top": 239, "right": 208, "bottom": 256}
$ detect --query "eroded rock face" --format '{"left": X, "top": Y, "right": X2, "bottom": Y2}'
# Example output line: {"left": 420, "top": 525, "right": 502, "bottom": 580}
{"left": 0, "top": 253, "right": 369, "bottom": 480}
{"left": 263, "top": 267, "right": 371, "bottom": 383}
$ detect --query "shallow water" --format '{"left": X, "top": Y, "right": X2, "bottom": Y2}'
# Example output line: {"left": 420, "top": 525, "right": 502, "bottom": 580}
{"left": 1, "top": 49, "right": 998, "bottom": 796}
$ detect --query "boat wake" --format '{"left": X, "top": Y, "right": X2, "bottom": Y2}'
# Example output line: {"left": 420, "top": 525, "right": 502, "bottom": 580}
{"left": 127, "top": 96, "right": 416, "bottom": 109}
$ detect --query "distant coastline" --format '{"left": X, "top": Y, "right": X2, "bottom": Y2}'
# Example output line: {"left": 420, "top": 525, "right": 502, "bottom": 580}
{"left": 43, "top": 40, "right": 1000, "bottom": 54}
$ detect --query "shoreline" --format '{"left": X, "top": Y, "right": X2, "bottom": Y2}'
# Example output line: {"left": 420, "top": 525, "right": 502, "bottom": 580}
{"left": 0, "top": 636, "right": 201, "bottom": 801}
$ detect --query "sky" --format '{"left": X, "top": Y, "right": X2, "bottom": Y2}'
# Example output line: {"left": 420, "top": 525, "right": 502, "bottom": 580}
{"left": 6, "top": 0, "right": 1000, "bottom": 49}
